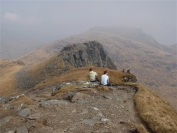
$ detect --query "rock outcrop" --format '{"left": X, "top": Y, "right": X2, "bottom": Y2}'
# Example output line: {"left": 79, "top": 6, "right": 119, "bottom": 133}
{"left": 60, "top": 41, "right": 117, "bottom": 70}
{"left": 16, "top": 41, "right": 117, "bottom": 89}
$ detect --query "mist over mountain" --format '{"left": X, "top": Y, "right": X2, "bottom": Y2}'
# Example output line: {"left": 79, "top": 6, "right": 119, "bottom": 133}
{"left": 0, "top": 28, "right": 44, "bottom": 60}
{"left": 89, "top": 27, "right": 177, "bottom": 55}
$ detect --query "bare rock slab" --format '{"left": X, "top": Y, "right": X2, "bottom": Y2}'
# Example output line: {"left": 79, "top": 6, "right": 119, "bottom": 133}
{"left": 28, "top": 113, "right": 41, "bottom": 120}
{"left": 0, "top": 116, "right": 11, "bottom": 127}
{"left": 15, "top": 126, "right": 28, "bottom": 133}
{"left": 40, "top": 100, "right": 68, "bottom": 108}
{"left": 18, "top": 108, "right": 30, "bottom": 117}
{"left": 71, "top": 92, "right": 90, "bottom": 103}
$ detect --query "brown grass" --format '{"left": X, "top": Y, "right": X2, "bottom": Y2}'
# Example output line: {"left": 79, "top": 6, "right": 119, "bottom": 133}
{"left": 52, "top": 85, "right": 111, "bottom": 97}
{"left": 133, "top": 84, "right": 177, "bottom": 133}
{"left": 34, "top": 66, "right": 134, "bottom": 89}
{"left": 10, "top": 95, "right": 34, "bottom": 106}
{"left": 0, "top": 60, "right": 23, "bottom": 96}
{"left": 95, "top": 85, "right": 110, "bottom": 91}
{"left": 52, "top": 85, "right": 81, "bottom": 96}
{"left": 128, "top": 122, "right": 148, "bottom": 133}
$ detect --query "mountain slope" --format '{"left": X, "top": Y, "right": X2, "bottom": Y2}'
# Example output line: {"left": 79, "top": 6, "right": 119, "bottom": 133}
{"left": 18, "top": 27, "right": 177, "bottom": 110}
{"left": 0, "top": 60, "right": 24, "bottom": 96}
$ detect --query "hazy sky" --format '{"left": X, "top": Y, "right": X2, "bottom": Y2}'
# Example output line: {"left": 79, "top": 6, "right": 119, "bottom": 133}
{"left": 1, "top": 0, "right": 177, "bottom": 45}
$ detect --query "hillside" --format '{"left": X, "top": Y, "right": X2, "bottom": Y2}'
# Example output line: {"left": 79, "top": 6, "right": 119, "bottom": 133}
{"left": 18, "top": 27, "right": 177, "bottom": 110}
{"left": 0, "top": 59, "right": 25, "bottom": 96}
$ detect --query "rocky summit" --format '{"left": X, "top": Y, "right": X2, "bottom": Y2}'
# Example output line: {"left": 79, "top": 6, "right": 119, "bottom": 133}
{"left": 60, "top": 41, "right": 117, "bottom": 70}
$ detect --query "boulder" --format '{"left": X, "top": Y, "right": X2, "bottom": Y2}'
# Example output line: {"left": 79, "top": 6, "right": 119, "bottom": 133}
{"left": 15, "top": 126, "right": 28, "bottom": 133}
{"left": 18, "top": 108, "right": 30, "bottom": 117}
{"left": 0, "top": 116, "right": 11, "bottom": 127}
{"left": 40, "top": 100, "right": 68, "bottom": 108}
{"left": 71, "top": 92, "right": 90, "bottom": 103}
{"left": 27, "top": 113, "right": 41, "bottom": 120}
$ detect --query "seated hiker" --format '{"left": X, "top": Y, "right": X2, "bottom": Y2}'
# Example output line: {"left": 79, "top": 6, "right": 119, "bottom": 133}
{"left": 89, "top": 68, "right": 99, "bottom": 82}
{"left": 100, "top": 71, "right": 111, "bottom": 86}
{"left": 127, "top": 69, "right": 130, "bottom": 74}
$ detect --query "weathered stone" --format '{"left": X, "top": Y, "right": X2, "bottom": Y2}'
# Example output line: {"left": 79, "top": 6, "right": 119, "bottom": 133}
{"left": 0, "top": 116, "right": 11, "bottom": 127}
{"left": 80, "top": 119, "right": 99, "bottom": 126}
{"left": 80, "top": 109, "right": 88, "bottom": 114}
{"left": 28, "top": 113, "right": 41, "bottom": 120}
{"left": 52, "top": 84, "right": 64, "bottom": 94}
{"left": 92, "top": 107, "right": 99, "bottom": 111}
{"left": 102, "top": 95, "right": 112, "bottom": 100}
{"left": 120, "top": 105, "right": 124, "bottom": 109}
{"left": 97, "top": 112, "right": 104, "bottom": 117}
{"left": 15, "top": 126, "right": 28, "bottom": 133}
{"left": 16, "top": 106, "right": 22, "bottom": 111}
{"left": 72, "top": 109, "right": 77, "bottom": 113}
{"left": 101, "top": 118, "right": 110, "bottom": 122}
{"left": 18, "top": 108, "right": 30, "bottom": 117}
{"left": 71, "top": 92, "right": 90, "bottom": 103}
{"left": 40, "top": 100, "right": 68, "bottom": 107}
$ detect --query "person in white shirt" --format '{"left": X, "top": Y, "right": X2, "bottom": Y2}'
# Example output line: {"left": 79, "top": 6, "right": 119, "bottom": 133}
{"left": 101, "top": 71, "right": 111, "bottom": 86}
{"left": 89, "top": 68, "right": 99, "bottom": 82}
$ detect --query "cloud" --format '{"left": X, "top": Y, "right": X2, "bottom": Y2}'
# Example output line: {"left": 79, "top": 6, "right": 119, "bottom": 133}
{"left": 2, "top": 12, "right": 39, "bottom": 25}
{"left": 3, "top": 12, "right": 19, "bottom": 22}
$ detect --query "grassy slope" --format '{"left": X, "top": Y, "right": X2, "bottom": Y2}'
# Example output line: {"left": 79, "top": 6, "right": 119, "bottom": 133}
{"left": 0, "top": 60, "right": 23, "bottom": 96}
{"left": 133, "top": 84, "right": 177, "bottom": 133}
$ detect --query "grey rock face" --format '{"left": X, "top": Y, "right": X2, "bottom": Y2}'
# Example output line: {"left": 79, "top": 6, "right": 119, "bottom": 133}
{"left": 27, "top": 113, "right": 41, "bottom": 120}
{"left": 18, "top": 108, "right": 30, "bottom": 117}
{"left": 79, "top": 119, "right": 100, "bottom": 126}
{"left": 71, "top": 92, "right": 90, "bottom": 103}
{"left": 40, "top": 100, "right": 68, "bottom": 108}
{"left": 15, "top": 126, "right": 28, "bottom": 133}
{"left": 0, "top": 116, "right": 11, "bottom": 127}
{"left": 60, "top": 41, "right": 117, "bottom": 70}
